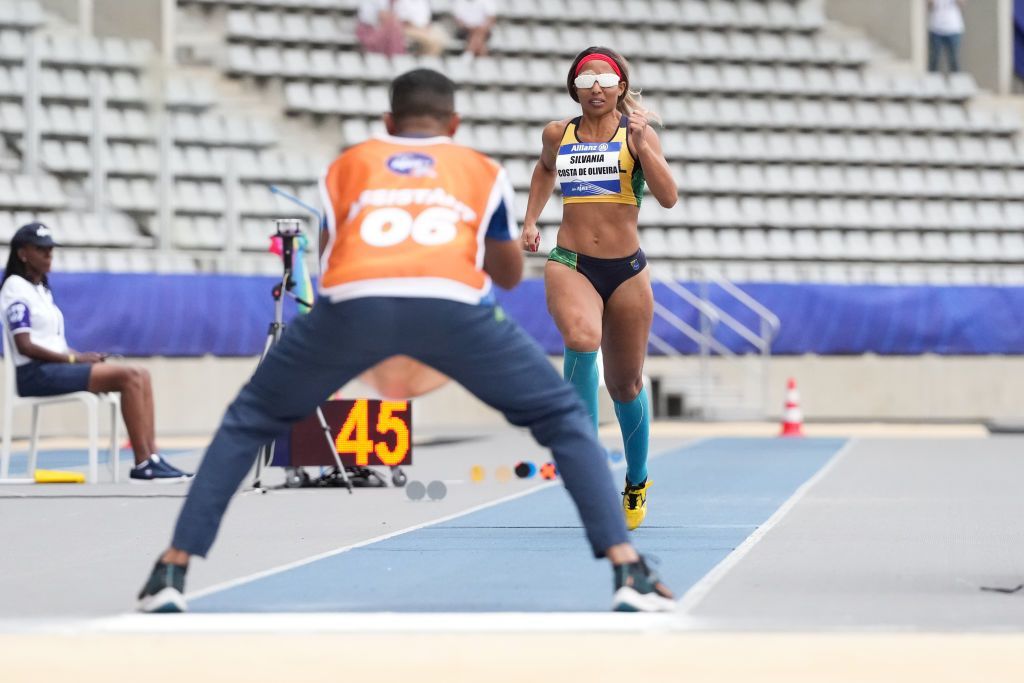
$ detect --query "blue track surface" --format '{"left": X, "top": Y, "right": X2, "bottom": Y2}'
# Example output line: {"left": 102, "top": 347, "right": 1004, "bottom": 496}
{"left": 192, "top": 438, "right": 846, "bottom": 612}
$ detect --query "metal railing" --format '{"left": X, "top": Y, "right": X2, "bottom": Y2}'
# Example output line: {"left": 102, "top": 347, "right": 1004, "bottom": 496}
{"left": 650, "top": 266, "right": 780, "bottom": 418}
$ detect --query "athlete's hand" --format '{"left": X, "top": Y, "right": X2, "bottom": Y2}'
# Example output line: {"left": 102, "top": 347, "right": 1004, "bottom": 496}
{"left": 628, "top": 110, "right": 650, "bottom": 154}
{"left": 77, "top": 352, "right": 105, "bottom": 364}
{"left": 521, "top": 223, "right": 541, "bottom": 253}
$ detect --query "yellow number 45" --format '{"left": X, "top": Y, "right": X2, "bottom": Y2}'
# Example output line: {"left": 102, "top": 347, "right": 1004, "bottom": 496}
{"left": 335, "top": 400, "right": 409, "bottom": 466}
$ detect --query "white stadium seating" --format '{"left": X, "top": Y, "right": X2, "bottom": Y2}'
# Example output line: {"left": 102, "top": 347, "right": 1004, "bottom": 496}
{"left": 0, "top": 0, "right": 1020, "bottom": 281}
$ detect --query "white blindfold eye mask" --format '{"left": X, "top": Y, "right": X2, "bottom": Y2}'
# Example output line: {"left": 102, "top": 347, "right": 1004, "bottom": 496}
{"left": 574, "top": 73, "right": 621, "bottom": 89}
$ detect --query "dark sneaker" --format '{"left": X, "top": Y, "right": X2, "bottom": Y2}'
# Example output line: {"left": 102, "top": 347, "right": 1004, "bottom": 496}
{"left": 612, "top": 555, "right": 676, "bottom": 612}
{"left": 129, "top": 454, "right": 193, "bottom": 483}
{"left": 137, "top": 561, "right": 188, "bottom": 613}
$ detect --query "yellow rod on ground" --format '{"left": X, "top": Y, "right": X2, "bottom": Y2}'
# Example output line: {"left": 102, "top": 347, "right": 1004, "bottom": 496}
{"left": 34, "top": 469, "right": 85, "bottom": 484}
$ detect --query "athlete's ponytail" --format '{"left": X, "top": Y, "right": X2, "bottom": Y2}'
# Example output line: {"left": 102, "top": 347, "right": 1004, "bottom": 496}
{"left": 566, "top": 46, "right": 662, "bottom": 126}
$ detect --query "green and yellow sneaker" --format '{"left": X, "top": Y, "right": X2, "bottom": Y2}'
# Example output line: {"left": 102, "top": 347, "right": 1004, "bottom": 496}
{"left": 622, "top": 478, "right": 651, "bottom": 530}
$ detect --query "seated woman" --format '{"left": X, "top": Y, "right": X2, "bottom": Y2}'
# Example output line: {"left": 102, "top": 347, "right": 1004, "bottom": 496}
{"left": 0, "top": 223, "right": 191, "bottom": 482}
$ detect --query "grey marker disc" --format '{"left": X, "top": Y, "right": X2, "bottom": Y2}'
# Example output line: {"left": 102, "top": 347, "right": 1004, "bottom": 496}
{"left": 426, "top": 480, "right": 447, "bottom": 500}
{"left": 406, "top": 480, "right": 426, "bottom": 501}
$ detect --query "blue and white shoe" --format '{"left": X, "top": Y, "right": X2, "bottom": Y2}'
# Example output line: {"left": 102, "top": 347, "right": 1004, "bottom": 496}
{"left": 138, "top": 561, "right": 188, "bottom": 613}
{"left": 129, "top": 454, "right": 193, "bottom": 483}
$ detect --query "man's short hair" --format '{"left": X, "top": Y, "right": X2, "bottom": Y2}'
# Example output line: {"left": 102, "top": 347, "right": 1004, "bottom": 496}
{"left": 389, "top": 69, "right": 456, "bottom": 124}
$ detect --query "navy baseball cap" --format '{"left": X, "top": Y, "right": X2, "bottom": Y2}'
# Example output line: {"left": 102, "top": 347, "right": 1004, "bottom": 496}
{"left": 12, "top": 222, "right": 58, "bottom": 248}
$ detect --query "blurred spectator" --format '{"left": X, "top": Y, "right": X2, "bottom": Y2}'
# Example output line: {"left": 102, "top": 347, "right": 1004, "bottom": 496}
{"left": 452, "top": 0, "right": 496, "bottom": 59}
{"left": 928, "top": 0, "right": 965, "bottom": 74}
{"left": 357, "top": 0, "right": 405, "bottom": 56}
{"left": 396, "top": 0, "right": 446, "bottom": 56}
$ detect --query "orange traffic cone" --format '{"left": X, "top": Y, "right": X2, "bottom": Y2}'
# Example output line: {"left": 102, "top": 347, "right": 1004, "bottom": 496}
{"left": 780, "top": 378, "right": 804, "bottom": 437}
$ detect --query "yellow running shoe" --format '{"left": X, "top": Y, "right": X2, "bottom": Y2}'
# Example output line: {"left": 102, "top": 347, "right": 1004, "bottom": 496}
{"left": 622, "top": 478, "right": 650, "bottom": 530}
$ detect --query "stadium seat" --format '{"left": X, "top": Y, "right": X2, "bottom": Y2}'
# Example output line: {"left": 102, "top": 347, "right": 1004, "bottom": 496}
{"left": 792, "top": 229, "right": 818, "bottom": 259}
{"left": 0, "top": 0, "right": 1020, "bottom": 274}
{"left": 815, "top": 230, "right": 844, "bottom": 259}
{"left": 643, "top": 227, "right": 670, "bottom": 258}
{"left": 766, "top": 229, "right": 795, "bottom": 259}
{"left": 110, "top": 143, "right": 140, "bottom": 175}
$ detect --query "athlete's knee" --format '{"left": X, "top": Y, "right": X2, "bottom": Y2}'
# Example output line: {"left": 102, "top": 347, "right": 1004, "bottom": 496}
{"left": 607, "top": 376, "right": 643, "bottom": 403}
{"left": 561, "top": 324, "right": 601, "bottom": 352}
{"left": 363, "top": 358, "right": 449, "bottom": 399}
{"left": 372, "top": 375, "right": 414, "bottom": 400}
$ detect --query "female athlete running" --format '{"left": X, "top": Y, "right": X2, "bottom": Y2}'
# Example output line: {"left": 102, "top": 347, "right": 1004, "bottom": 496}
{"left": 521, "top": 47, "right": 678, "bottom": 530}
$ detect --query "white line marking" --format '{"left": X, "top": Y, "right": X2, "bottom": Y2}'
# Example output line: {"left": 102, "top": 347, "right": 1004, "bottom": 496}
{"left": 676, "top": 438, "right": 857, "bottom": 614}
{"left": 186, "top": 480, "right": 563, "bottom": 600}
{"left": 187, "top": 437, "right": 703, "bottom": 602}
{"left": 89, "top": 612, "right": 695, "bottom": 634}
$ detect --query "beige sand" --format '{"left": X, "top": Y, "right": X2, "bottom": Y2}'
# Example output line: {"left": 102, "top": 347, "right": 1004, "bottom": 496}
{"left": 4, "top": 633, "right": 1024, "bottom": 683}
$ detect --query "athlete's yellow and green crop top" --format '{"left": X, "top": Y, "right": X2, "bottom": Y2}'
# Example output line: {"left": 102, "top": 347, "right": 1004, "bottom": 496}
{"left": 555, "top": 114, "right": 646, "bottom": 206}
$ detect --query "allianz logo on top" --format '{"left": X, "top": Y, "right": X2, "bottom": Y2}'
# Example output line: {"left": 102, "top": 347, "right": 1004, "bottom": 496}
{"left": 567, "top": 142, "right": 610, "bottom": 153}
{"left": 386, "top": 152, "right": 437, "bottom": 178}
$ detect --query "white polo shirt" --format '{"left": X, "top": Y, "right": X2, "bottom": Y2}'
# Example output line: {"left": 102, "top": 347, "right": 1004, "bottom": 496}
{"left": 0, "top": 274, "right": 69, "bottom": 367}
{"left": 929, "top": 0, "right": 964, "bottom": 35}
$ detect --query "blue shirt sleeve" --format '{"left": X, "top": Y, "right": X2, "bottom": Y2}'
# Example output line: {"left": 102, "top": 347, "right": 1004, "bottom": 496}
{"left": 485, "top": 197, "right": 513, "bottom": 241}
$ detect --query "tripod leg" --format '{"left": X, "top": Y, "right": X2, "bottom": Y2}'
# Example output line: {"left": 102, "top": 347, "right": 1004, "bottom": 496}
{"left": 253, "top": 446, "right": 264, "bottom": 489}
{"left": 316, "top": 407, "right": 353, "bottom": 493}
{"left": 249, "top": 322, "right": 285, "bottom": 491}
{"left": 252, "top": 440, "right": 276, "bottom": 490}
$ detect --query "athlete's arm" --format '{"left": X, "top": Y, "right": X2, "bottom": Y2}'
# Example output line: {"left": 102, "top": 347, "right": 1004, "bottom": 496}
{"left": 521, "top": 120, "right": 566, "bottom": 252}
{"left": 484, "top": 237, "right": 524, "bottom": 289}
{"left": 628, "top": 111, "right": 678, "bottom": 209}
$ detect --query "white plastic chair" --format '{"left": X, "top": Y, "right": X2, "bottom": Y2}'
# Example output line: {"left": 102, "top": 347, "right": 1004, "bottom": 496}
{"left": 1, "top": 326, "right": 120, "bottom": 483}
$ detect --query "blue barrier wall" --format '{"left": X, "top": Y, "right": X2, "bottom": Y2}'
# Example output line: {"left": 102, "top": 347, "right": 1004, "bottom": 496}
{"left": 6, "top": 273, "right": 1024, "bottom": 356}
{"left": 501, "top": 280, "right": 1024, "bottom": 356}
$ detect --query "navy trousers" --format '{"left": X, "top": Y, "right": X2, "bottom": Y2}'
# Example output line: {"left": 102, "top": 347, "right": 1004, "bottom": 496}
{"left": 171, "top": 297, "right": 629, "bottom": 558}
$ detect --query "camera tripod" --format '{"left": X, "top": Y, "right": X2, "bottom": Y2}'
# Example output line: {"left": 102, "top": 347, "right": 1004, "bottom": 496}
{"left": 249, "top": 218, "right": 408, "bottom": 492}
{"left": 250, "top": 218, "right": 353, "bottom": 493}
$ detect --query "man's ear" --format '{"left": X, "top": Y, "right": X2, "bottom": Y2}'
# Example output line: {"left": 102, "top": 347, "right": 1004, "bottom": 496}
{"left": 447, "top": 113, "right": 461, "bottom": 137}
{"left": 383, "top": 112, "right": 396, "bottom": 135}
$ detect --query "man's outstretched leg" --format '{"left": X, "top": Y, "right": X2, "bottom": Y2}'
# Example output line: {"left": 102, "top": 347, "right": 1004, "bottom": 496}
{"left": 137, "top": 300, "right": 387, "bottom": 612}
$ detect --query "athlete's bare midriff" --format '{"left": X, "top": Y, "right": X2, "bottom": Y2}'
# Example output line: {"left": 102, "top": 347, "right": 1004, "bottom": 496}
{"left": 557, "top": 202, "right": 640, "bottom": 258}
